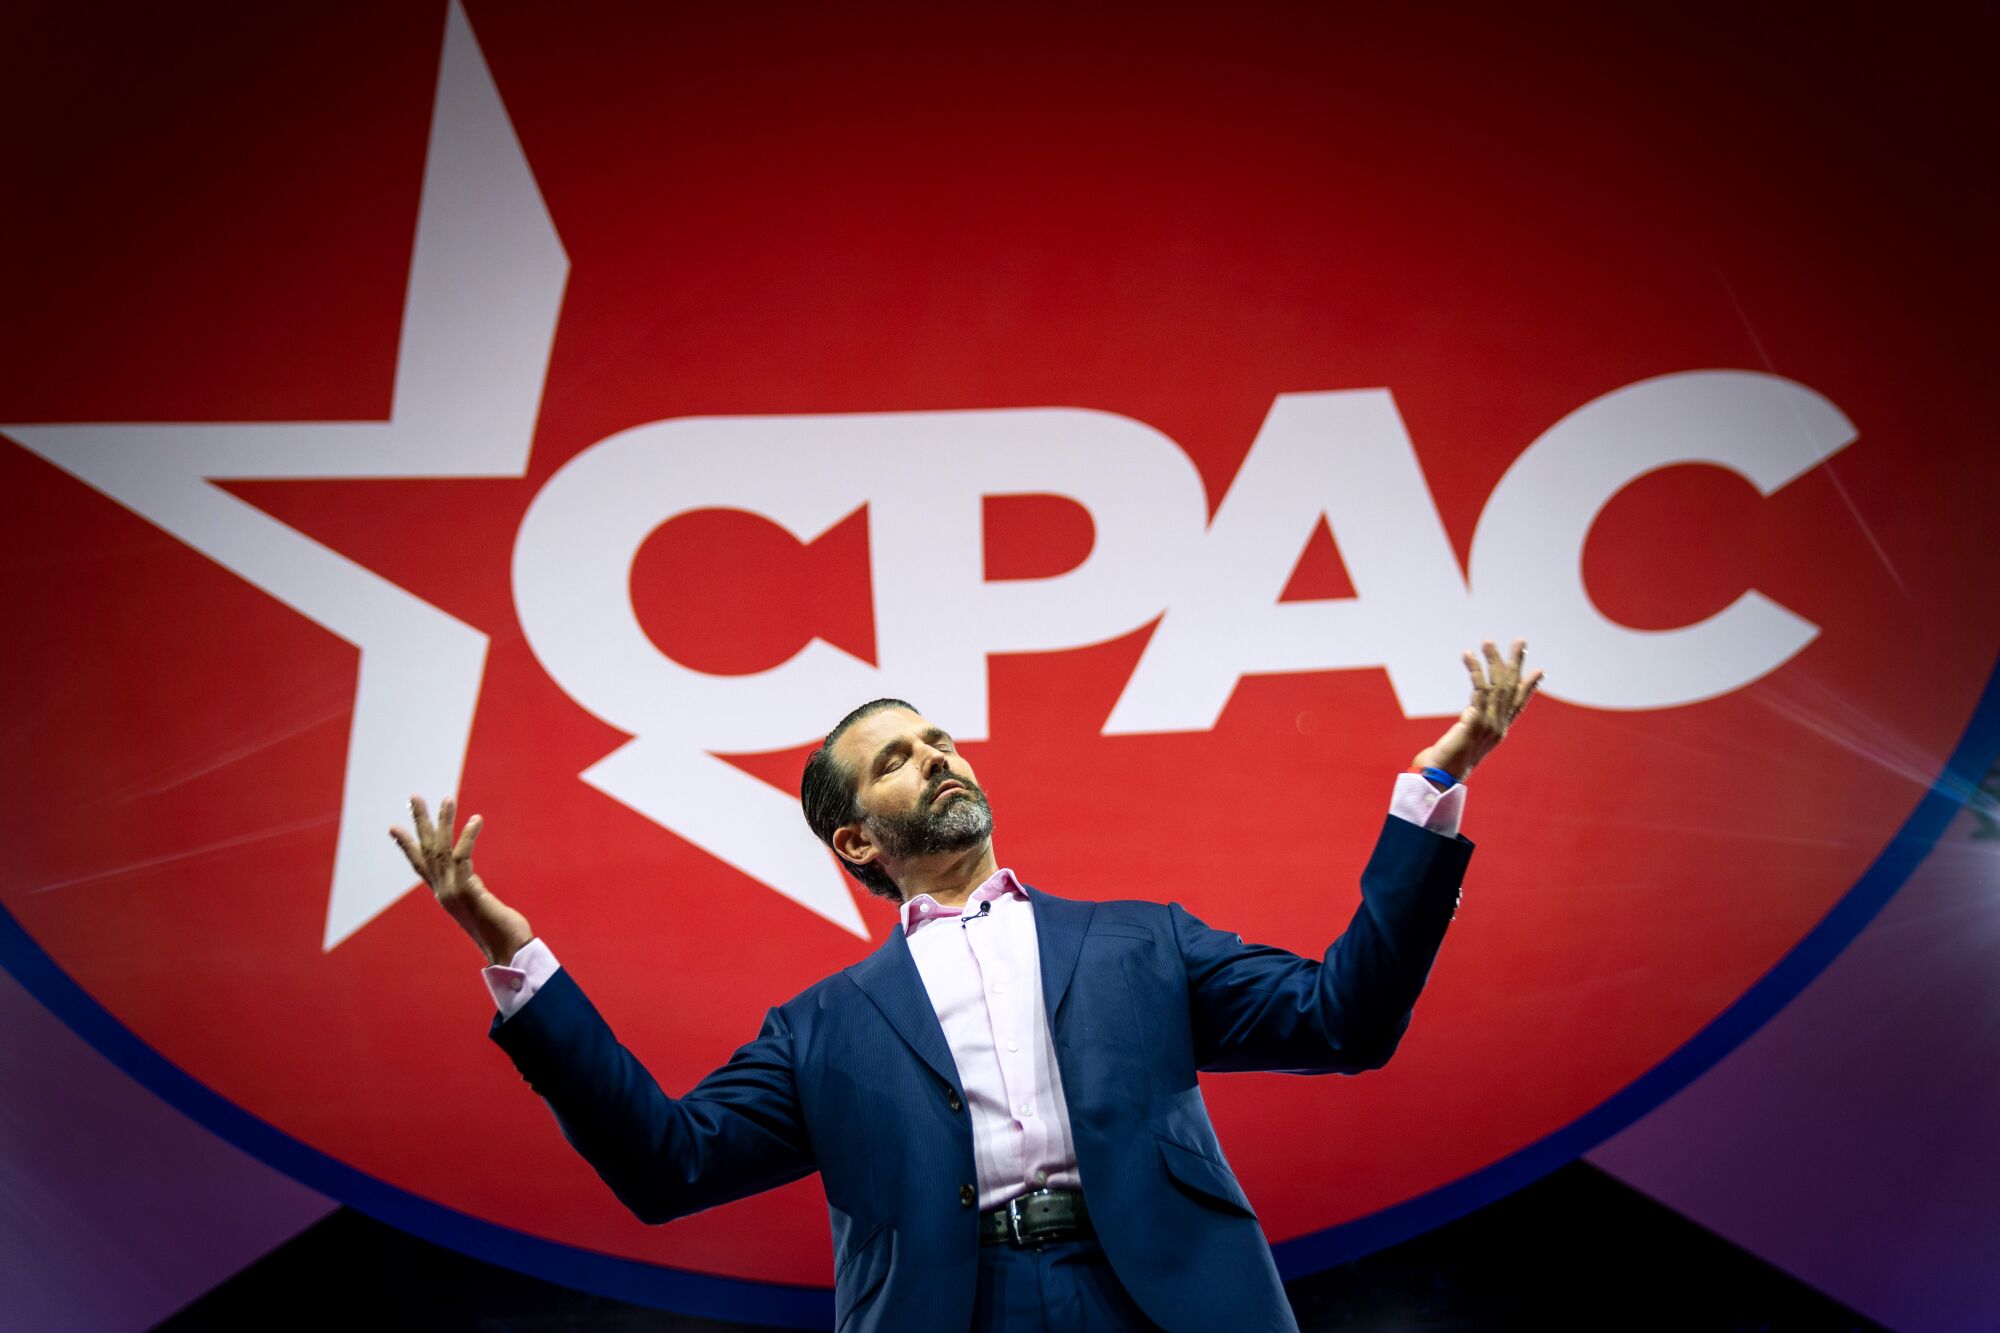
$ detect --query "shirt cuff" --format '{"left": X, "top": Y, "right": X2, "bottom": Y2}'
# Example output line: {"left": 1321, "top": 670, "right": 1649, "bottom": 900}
{"left": 481, "top": 937, "right": 560, "bottom": 1021}
{"left": 1388, "top": 771, "right": 1467, "bottom": 838}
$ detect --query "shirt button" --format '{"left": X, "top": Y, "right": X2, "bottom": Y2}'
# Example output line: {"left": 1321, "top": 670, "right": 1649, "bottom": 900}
{"left": 919, "top": 902, "right": 932, "bottom": 914}
{"left": 508, "top": 978, "right": 523, "bottom": 992}
{"left": 960, "top": 1184, "right": 976, "bottom": 1207}
{"left": 1034, "top": 1169, "right": 1048, "bottom": 1185}
{"left": 1017, "top": 1103, "right": 1033, "bottom": 1118}
{"left": 947, "top": 1090, "right": 963, "bottom": 1112}
{"left": 1006, "top": 1041, "right": 1018, "bottom": 1053}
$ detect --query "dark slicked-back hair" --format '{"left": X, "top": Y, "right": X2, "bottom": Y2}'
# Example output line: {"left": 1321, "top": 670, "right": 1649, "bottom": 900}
{"left": 801, "top": 698, "right": 917, "bottom": 902}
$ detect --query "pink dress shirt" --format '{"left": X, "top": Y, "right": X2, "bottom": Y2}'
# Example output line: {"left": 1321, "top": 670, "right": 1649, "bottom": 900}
{"left": 484, "top": 773, "right": 1465, "bottom": 1210}
{"left": 897, "top": 867, "right": 1075, "bottom": 1209}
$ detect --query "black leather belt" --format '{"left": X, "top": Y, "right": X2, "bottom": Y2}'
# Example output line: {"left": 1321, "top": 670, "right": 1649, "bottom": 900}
{"left": 979, "top": 1188, "right": 1092, "bottom": 1246}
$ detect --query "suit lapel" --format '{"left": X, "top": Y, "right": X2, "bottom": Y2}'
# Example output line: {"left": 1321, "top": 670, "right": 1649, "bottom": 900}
{"left": 842, "top": 885, "right": 1096, "bottom": 1088}
{"left": 1025, "top": 886, "right": 1093, "bottom": 1026}
{"left": 843, "top": 927, "right": 963, "bottom": 1094}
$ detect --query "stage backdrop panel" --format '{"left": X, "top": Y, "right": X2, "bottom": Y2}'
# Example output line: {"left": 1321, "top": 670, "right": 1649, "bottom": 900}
{"left": 2, "top": 0, "right": 1994, "bottom": 1317}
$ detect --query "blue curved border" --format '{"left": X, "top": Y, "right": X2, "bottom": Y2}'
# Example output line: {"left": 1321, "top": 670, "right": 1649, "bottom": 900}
{"left": 0, "top": 905, "right": 832, "bottom": 1327}
{"left": 3, "top": 658, "right": 1995, "bottom": 1324}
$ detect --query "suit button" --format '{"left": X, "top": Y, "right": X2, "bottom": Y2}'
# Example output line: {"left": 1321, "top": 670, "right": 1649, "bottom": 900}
{"left": 947, "top": 1090, "right": 963, "bottom": 1112}
{"left": 959, "top": 1184, "right": 975, "bottom": 1207}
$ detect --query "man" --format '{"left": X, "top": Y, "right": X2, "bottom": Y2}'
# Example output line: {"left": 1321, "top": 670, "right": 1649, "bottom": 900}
{"left": 394, "top": 640, "right": 1541, "bottom": 1332}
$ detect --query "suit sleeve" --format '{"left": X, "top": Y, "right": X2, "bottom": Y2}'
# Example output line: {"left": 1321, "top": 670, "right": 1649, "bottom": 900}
{"left": 1174, "top": 815, "right": 1471, "bottom": 1075}
{"left": 490, "top": 967, "right": 817, "bottom": 1224}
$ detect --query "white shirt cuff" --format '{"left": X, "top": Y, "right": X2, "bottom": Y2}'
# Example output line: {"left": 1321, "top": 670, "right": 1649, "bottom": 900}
{"left": 481, "top": 937, "right": 560, "bottom": 1021}
{"left": 1388, "top": 771, "right": 1467, "bottom": 838}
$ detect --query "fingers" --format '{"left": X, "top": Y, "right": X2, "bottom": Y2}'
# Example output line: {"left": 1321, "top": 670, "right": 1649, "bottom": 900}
{"left": 1490, "top": 637, "right": 1526, "bottom": 695}
{"left": 1501, "top": 638, "right": 1526, "bottom": 706}
{"left": 388, "top": 826, "right": 428, "bottom": 881}
{"left": 453, "top": 814, "right": 483, "bottom": 864}
{"left": 1464, "top": 638, "right": 1543, "bottom": 725}
{"left": 410, "top": 795, "right": 435, "bottom": 857}
{"left": 435, "top": 798, "right": 460, "bottom": 894}
{"left": 1517, "top": 667, "right": 1545, "bottom": 714}
{"left": 397, "top": 796, "right": 478, "bottom": 894}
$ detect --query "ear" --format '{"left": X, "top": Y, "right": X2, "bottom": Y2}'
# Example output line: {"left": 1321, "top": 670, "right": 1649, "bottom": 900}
{"left": 830, "top": 821, "right": 879, "bottom": 871}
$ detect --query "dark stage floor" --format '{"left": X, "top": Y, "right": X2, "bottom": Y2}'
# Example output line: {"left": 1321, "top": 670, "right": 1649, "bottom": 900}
{"left": 157, "top": 1160, "right": 1880, "bottom": 1330}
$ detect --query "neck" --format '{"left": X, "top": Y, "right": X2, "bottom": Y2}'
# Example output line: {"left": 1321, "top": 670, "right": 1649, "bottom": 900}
{"left": 893, "top": 841, "right": 1000, "bottom": 908}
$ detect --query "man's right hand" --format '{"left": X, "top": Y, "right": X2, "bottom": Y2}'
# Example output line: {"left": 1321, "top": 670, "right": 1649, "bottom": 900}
{"left": 391, "top": 795, "right": 534, "bottom": 967}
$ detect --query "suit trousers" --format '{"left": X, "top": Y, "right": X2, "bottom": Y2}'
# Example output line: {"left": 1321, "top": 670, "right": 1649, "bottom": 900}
{"left": 972, "top": 1234, "right": 1162, "bottom": 1332}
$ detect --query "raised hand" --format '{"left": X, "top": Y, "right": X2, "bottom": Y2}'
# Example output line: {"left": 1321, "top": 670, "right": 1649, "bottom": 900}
{"left": 390, "top": 795, "right": 533, "bottom": 966}
{"left": 1411, "top": 638, "right": 1544, "bottom": 782}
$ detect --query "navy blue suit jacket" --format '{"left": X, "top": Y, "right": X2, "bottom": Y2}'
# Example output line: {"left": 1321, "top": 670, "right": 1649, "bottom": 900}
{"left": 492, "top": 816, "right": 1471, "bottom": 1332}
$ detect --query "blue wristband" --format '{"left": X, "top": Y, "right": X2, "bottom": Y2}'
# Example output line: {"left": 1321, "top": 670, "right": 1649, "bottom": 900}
{"left": 1419, "top": 766, "right": 1459, "bottom": 790}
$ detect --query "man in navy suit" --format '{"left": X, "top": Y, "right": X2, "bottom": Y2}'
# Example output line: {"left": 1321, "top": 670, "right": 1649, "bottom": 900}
{"left": 396, "top": 640, "right": 1541, "bottom": 1331}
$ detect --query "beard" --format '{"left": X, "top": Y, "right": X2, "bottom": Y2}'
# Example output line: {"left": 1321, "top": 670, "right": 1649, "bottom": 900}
{"left": 867, "top": 776, "right": 995, "bottom": 860}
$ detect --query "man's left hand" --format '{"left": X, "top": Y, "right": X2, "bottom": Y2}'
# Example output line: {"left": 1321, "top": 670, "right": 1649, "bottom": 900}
{"left": 1412, "top": 639, "right": 1544, "bottom": 782}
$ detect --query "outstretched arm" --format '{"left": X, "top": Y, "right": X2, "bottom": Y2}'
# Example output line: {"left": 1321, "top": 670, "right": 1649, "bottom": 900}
{"left": 491, "top": 971, "right": 817, "bottom": 1224}
{"left": 1178, "top": 814, "right": 1470, "bottom": 1073}
{"left": 394, "top": 798, "right": 815, "bottom": 1221}
{"left": 1183, "top": 639, "right": 1542, "bottom": 1073}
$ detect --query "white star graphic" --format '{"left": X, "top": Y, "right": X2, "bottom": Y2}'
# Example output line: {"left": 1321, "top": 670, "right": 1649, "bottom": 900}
{"left": 7, "top": 2, "right": 566, "bottom": 949}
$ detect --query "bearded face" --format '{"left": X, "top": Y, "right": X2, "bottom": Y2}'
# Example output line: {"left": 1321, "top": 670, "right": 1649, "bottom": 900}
{"left": 865, "top": 769, "right": 994, "bottom": 861}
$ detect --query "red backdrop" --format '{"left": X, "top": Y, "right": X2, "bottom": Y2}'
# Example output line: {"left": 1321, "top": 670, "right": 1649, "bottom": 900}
{"left": 2, "top": 1, "right": 1994, "bottom": 1288}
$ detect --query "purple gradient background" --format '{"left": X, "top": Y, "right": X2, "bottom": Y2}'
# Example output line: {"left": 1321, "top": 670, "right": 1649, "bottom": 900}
{"left": 5, "top": 802, "right": 1994, "bottom": 1331}
{"left": 0, "top": 967, "right": 333, "bottom": 1331}
{"left": 1587, "top": 803, "right": 2000, "bottom": 1331}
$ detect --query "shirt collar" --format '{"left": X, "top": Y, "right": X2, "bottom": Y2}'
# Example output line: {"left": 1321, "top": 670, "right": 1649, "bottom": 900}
{"left": 898, "top": 867, "right": 1025, "bottom": 936}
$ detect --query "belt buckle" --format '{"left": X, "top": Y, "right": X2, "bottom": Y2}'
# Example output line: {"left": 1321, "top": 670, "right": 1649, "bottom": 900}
{"left": 1006, "top": 1194, "right": 1029, "bottom": 1246}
